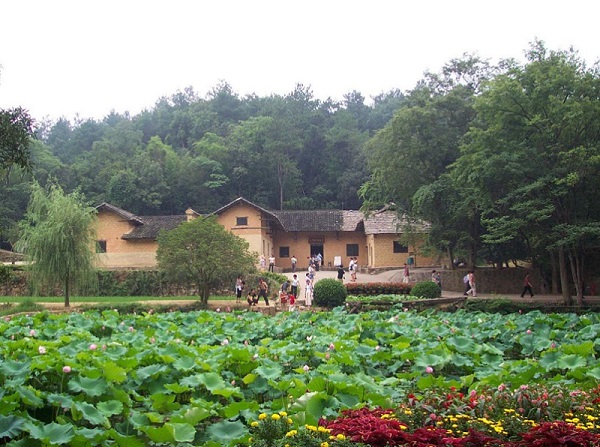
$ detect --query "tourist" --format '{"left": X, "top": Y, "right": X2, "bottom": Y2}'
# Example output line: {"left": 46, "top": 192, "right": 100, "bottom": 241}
{"left": 258, "top": 278, "right": 269, "bottom": 305}
{"left": 402, "top": 263, "right": 410, "bottom": 283}
{"left": 521, "top": 274, "right": 534, "bottom": 298}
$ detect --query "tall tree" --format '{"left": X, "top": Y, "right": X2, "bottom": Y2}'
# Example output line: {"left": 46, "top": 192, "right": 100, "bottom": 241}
{"left": 16, "top": 182, "right": 98, "bottom": 307}
{"left": 156, "top": 216, "right": 256, "bottom": 306}
{"left": 456, "top": 41, "right": 600, "bottom": 304}
{"left": 0, "top": 107, "right": 36, "bottom": 183}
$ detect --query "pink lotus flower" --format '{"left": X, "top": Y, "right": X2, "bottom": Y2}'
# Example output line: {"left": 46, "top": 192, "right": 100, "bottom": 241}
{"left": 527, "top": 329, "right": 532, "bottom": 334}
{"left": 425, "top": 366, "right": 434, "bottom": 374}
{"left": 222, "top": 339, "right": 229, "bottom": 345}
{"left": 498, "top": 383, "right": 506, "bottom": 391}
{"left": 325, "top": 352, "right": 330, "bottom": 360}
{"left": 303, "top": 364, "right": 310, "bottom": 372}
{"left": 231, "top": 380, "right": 236, "bottom": 386}
{"left": 38, "top": 346, "right": 46, "bottom": 354}
{"left": 89, "top": 343, "right": 97, "bottom": 351}
{"left": 329, "top": 343, "right": 335, "bottom": 350}
{"left": 375, "top": 345, "right": 380, "bottom": 351}
{"left": 244, "top": 340, "right": 249, "bottom": 346}
{"left": 128, "top": 326, "right": 134, "bottom": 332}
{"left": 29, "top": 329, "right": 36, "bottom": 336}
{"left": 253, "top": 353, "right": 259, "bottom": 360}
{"left": 62, "top": 366, "right": 72, "bottom": 373}
{"left": 150, "top": 337, "right": 156, "bottom": 344}
{"left": 216, "top": 308, "right": 221, "bottom": 312}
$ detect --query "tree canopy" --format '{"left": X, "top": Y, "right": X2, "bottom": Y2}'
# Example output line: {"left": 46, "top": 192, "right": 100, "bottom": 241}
{"left": 15, "top": 182, "right": 98, "bottom": 307}
{"left": 156, "top": 216, "right": 256, "bottom": 305}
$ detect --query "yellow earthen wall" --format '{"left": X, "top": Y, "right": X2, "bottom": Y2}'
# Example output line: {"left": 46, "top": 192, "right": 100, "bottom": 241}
{"left": 215, "top": 203, "right": 272, "bottom": 259}
{"left": 272, "top": 231, "right": 367, "bottom": 270}
{"left": 367, "top": 233, "right": 437, "bottom": 268}
{"left": 96, "top": 211, "right": 155, "bottom": 253}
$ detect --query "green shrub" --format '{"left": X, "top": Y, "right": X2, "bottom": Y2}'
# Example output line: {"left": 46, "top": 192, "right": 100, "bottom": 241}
{"left": 313, "top": 278, "right": 347, "bottom": 308}
{"left": 346, "top": 282, "right": 412, "bottom": 296}
{"left": 410, "top": 281, "right": 441, "bottom": 299}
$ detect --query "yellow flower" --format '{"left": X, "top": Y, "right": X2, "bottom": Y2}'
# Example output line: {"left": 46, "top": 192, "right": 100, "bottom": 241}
{"left": 258, "top": 413, "right": 267, "bottom": 420}
{"left": 250, "top": 421, "right": 259, "bottom": 427}
{"left": 272, "top": 414, "right": 281, "bottom": 421}
{"left": 285, "top": 430, "right": 297, "bottom": 437}
{"left": 335, "top": 434, "right": 346, "bottom": 440}
{"left": 287, "top": 418, "right": 293, "bottom": 424}
{"left": 279, "top": 411, "right": 288, "bottom": 417}
{"left": 320, "top": 443, "right": 329, "bottom": 447}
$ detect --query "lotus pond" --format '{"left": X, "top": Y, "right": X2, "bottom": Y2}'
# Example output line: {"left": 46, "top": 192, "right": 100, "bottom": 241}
{"left": 1, "top": 306, "right": 600, "bottom": 446}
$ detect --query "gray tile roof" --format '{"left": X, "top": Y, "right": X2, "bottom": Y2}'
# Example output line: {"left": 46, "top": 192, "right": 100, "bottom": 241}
{"left": 122, "top": 215, "right": 187, "bottom": 240}
{"left": 272, "top": 210, "right": 364, "bottom": 232}
{"left": 96, "top": 203, "right": 143, "bottom": 224}
{"left": 363, "top": 210, "right": 429, "bottom": 234}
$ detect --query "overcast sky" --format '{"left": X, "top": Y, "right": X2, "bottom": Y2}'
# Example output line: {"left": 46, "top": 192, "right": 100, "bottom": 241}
{"left": 1, "top": 0, "right": 599, "bottom": 122}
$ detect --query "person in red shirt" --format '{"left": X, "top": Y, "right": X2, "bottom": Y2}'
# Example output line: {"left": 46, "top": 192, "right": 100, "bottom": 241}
{"left": 521, "top": 274, "right": 534, "bottom": 298}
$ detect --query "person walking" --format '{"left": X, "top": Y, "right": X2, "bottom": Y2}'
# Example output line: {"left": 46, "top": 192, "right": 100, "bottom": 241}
{"left": 521, "top": 274, "right": 534, "bottom": 298}
{"left": 235, "top": 276, "right": 244, "bottom": 303}
{"left": 291, "top": 274, "right": 299, "bottom": 297}
{"left": 258, "top": 278, "right": 269, "bottom": 305}
{"left": 304, "top": 272, "right": 313, "bottom": 305}
{"left": 268, "top": 255, "right": 275, "bottom": 272}
{"left": 466, "top": 271, "right": 477, "bottom": 297}
{"left": 431, "top": 270, "right": 441, "bottom": 289}
{"left": 402, "top": 263, "right": 410, "bottom": 283}
{"left": 337, "top": 265, "right": 346, "bottom": 283}
{"left": 291, "top": 255, "right": 297, "bottom": 273}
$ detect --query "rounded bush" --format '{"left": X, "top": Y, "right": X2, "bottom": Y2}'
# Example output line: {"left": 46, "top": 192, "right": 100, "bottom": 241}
{"left": 313, "top": 278, "right": 347, "bottom": 308}
{"left": 410, "top": 281, "right": 441, "bottom": 299}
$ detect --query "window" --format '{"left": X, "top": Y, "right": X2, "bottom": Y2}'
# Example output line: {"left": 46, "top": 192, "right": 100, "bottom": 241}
{"left": 236, "top": 216, "right": 248, "bottom": 226}
{"left": 346, "top": 244, "right": 359, "bottom": 256}
{"left": 393, "top": 241, "right": 408, "bottom": 253}
{"left": 96, "top": 240, "right": 107, "bottom": 253}
{"left": 279, "top": 246, "right": 290, "bottom": 258}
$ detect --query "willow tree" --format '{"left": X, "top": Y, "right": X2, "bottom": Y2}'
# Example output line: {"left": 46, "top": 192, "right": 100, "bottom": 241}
{"left": 16, "top": 182, "right": 97, "bottom": 307}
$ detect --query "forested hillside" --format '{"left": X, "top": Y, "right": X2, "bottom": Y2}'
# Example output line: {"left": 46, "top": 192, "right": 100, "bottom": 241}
{"left": 2, "top": 41, "right": 600, "bottom": 304}
{"left": 28, "top": 83, "right": 404, "bottom": 214}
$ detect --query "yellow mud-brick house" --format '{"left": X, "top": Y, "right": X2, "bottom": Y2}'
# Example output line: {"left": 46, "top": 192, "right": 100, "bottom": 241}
{"left": 95, "top": 197, "right": 436, "bottom": 270}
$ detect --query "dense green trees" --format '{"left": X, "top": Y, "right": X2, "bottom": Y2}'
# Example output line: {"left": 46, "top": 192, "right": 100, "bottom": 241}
{"left": 1, "top": 41, "right": 599, "bottom": 302}
{"left": 361, "top": 42, "right": 600, "bottom": 303}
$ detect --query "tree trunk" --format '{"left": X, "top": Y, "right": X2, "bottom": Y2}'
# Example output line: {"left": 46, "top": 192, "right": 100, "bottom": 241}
{"left": 447, "top": 246, "right": 454, "bottom": 270}
{"left": 558, "top": 246, "right": 572, "bottom": 305}
{"left": 277, "top": 160, "right": 284, "bottom": 210}
{"left": 568, "top": 247, "right": 585, "bottom": 306}
{"left": 64, "top": 275, "right": 70, "bottom": 308}
{"left": 550, "top": 250, "right": 560, "bottom": 294}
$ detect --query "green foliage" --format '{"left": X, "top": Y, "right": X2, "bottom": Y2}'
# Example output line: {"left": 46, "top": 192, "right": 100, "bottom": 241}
{"left": 0, "top": 107, "right": 35, "bottom": 175}
{"left": 410, "top": 281, "right": 442, "bottom": 299}
{"left": 313, "top": 278, "right": 347, "bottom": 308}
{"left": 346, "top": 282, "right": 412, "bottom": 296}
{"left": 156, "top": 216, "right": 256, "bottom": 305}
{"left": 15, "top": 181, "right": 97, "bottom": 307}
{"left": 0, "top": 264, "right": 18, "bottom": 285}
{"left": 96, "top": 270, "right": 170, "bottom": 296}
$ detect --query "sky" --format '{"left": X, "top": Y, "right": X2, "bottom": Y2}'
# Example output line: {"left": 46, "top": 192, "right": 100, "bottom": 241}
{"left": 1, "top": 0, "right": 599, "bottom": 122}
